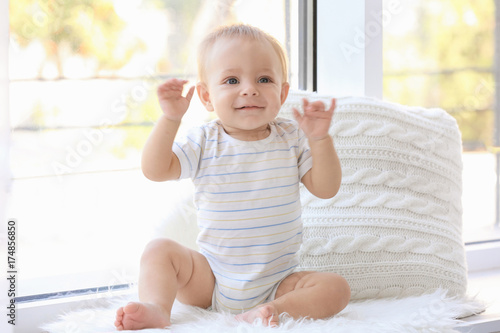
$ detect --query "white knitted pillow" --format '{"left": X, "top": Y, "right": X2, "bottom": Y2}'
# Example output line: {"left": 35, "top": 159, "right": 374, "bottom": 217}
{"left": 280, "top": 90, "right": 467, "bottom": 300}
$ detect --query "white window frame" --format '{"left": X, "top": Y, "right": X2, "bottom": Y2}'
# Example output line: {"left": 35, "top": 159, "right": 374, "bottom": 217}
{"left": 1, "top": 2, "right": 13, "bottom": 333}
{"left": 0, "top": 0, "right": 9, "bottom": 225}
{"left": 2, "top": 1, "right": 499, "bottom": 331}
{"left": 316, "top": 0, "right": 383, "bottom": 97}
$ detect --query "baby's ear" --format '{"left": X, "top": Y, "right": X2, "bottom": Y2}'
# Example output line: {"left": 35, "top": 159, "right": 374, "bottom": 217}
{"left": 280, "top": 82, "right": 290, "bottom": 105}
{"left": 196, "top": 82, "right": 214, "bottom": 111}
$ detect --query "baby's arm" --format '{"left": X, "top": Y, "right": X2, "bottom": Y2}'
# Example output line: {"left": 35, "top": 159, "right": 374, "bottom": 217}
{"left": 294, "top": 98, "right": 341, "bottom": 199}
{"left": 141, "top": 79, "right": 195, "bottom": 181}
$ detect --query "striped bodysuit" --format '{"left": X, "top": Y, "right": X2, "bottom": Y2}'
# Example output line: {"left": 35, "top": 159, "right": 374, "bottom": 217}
{"left": 173, "top": 117, "right": 312, "bottom": 314}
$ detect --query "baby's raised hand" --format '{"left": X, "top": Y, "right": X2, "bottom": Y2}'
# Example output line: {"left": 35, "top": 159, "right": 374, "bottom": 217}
{"left": 293, "top": 98, "right": 336, "bottom": 141}
{"left": 157, "top": 79, "right": 195, "bottom": 122}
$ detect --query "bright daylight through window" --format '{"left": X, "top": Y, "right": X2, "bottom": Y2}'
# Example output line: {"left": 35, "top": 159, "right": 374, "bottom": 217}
{"left": 383, "top": 0, "right": 499, "bottom": 244}
{"left": 4, "top": 0, "right": 500, "bottom": 301}
{"left": 7, "top": 0, "right": 299, "bottom": 298}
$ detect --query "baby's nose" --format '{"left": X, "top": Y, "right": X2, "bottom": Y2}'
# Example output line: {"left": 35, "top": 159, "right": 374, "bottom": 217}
{"left": 241, "top": 83, "right": 259, "bottom": 96}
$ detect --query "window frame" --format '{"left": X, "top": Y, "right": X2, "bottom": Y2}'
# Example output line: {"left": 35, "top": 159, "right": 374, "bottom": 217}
{"left": 3, "top": 1, "right": 500, "bottom": 331}
{"left": 315, "top": 0, "right": 383, "bottom": 97}
{"left": 298, "top": 0, "right": 317, "bottom": 91}
{"left": 1, "top": 0, "right": 9, "bottom": 225}
{"left": 494, "top": 0, "right": 500, "bottom": 229}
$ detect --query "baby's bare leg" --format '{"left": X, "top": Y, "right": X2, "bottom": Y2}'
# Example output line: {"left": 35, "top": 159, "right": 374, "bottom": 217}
{"left": 236, "top": 271, "right": 350, "bottom": 326}
{"left": 115, "top": 238, "right": 215, "bottom": 331}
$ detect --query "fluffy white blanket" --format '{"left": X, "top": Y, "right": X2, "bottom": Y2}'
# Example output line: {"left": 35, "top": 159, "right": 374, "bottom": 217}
{"left": 41, "top": 289, "right": 483, "bottom": 333}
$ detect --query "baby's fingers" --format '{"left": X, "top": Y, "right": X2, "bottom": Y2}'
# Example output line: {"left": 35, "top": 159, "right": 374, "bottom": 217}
{"left": 307, "top": 100, "right": 324, "bottom": 109}
{"left": 161, "top": 78, "right": 187, "bottom": 90}
{"left": 327, "top": 98, "right": 337, "bottom": 113}
{"left": 185, "top": 85, "right": 195, "bottom": 103}
{"left": 158, "top": 79, "right": 189, "bottom": 97}
{"left": 293, "top": 107, "right": 302, "bottom": 119}
{"left": 303, "top": 99, "right": 336, "bottom": 117}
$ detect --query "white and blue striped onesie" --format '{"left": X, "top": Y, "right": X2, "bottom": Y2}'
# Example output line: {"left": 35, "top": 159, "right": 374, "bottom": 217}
{"left": 172, "top": 117, "right": 313, "bottom": 314}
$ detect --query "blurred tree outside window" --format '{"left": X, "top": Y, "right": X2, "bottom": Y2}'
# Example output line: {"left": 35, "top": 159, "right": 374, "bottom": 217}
{"left": 383, "top": 0, "right": 499, "bottom": 243}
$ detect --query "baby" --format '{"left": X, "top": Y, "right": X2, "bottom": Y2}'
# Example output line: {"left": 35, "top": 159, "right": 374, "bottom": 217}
{"left": 115, "top": 24, "right": 350, "bottom": 330}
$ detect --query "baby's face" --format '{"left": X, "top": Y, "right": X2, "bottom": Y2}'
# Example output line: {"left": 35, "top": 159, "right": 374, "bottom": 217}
{"left": 200, "top": 37, "right": 289, "bottom": 139}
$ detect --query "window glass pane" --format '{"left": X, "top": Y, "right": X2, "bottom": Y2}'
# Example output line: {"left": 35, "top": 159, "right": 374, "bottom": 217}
{"left": 8, "top": 0, "right": 298, "bottom": 297}
{"left": 382, "top": 0, "right": 499, "bottom": 243}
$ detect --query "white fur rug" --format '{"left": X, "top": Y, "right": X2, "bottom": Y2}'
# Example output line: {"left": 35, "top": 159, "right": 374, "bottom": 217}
{"left": 41, "top": 289, "right": 484, "bottom": 333}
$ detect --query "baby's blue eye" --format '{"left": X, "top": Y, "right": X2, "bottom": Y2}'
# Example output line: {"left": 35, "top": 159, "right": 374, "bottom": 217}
{"left": 259, "top": 77, "right": 271, "bottom": 83}
{"left": 226, "top": 78, "right": 239, "bottom": 84}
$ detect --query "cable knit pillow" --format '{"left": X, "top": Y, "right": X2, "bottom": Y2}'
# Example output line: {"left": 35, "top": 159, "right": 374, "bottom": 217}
{"left": 279, "top": 90, "right": 467, "bottom": 300}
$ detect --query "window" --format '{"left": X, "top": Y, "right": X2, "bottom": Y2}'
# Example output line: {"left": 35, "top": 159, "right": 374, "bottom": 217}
{"left": 382, "top": 0, "right": 499, "bottom": 244}
{"left": 311, "top": 0, "right": 499, "bottom": 271}
{"left": 6, "top": 0, "right": 299, "bottom": 298}
{"left": 4, "top": 0, "right": 499, "bottom": 306}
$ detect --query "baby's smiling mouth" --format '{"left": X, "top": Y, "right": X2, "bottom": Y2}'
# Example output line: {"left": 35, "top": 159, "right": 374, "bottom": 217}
{"left": 237, "top": 105, "right": 263, "bottom": 110}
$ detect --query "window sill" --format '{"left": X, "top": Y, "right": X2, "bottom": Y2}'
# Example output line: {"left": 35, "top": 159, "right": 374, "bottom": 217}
{"left": 455, "top": 267, "right": 500, "bottom": 332}
{"left": 13, "top": 270, "right": 500, "bottom": 333}
{"left": 12, "top": 242, "right": 500, "bottom": 333}
{"left": 13, "top": 288, "right": 133, "bottom": 333}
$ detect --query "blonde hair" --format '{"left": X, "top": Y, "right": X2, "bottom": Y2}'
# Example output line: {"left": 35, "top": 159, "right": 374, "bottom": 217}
{"left": 197, "top": 24, "right": 289, "bottom": 83}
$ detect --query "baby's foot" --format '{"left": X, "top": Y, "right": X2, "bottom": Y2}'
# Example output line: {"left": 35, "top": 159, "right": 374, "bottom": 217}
{"left": 235, "top": 303, "right": 280, "bottom": 327}
{"left": 114, "top": 302, "right": 171, "bottom": 331}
